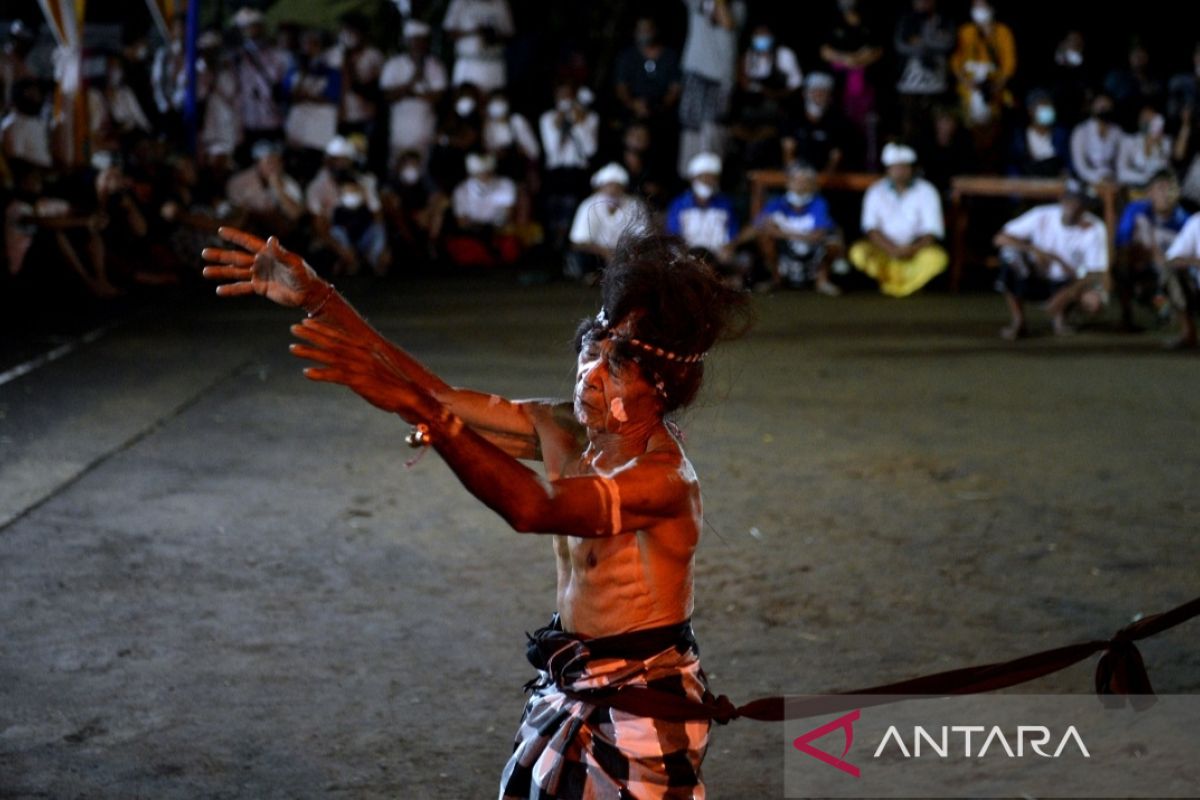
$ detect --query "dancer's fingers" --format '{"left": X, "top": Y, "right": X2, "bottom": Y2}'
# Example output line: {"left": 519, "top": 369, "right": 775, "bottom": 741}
{"left": 215, "top": 282, "right": 255, "bottom": 297}
{"left": 201, "top": 248, "right": 254, "bottom": 265}
{"left": 218, "top": 226, "right": 268, "bottom": 252}
{"left": 288, "top": 343, "right": 338, "bottom": 365}
{"left": 202, "top": 265, "right": 252, "bottom": 281}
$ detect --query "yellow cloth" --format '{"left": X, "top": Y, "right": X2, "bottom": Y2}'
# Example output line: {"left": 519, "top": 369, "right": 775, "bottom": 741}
{"left": 849, "top": 241, "right": 949, "bottom": 297}
{"left": 950, "top": 22, "right": 1017, "bottom": 122}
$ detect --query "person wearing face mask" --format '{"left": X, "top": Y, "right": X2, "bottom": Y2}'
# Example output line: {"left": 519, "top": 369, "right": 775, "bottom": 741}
{"left": 1049, "top": 30, "right": 1091, "bottom": 128}
{"left": 850, "top": 143, "right": 948, "bottom": 297}
{"left": 949, "top": 0, "right": 1015, "bottom": 162}
{"left": 442, "top": 0, "right": 514, "bottom": 92}
{"left": 1114, "top": 169, "right": 1190, "bottom": 332}
{"left": 380, "top": 20, "right": 448, "bottom": 166}
{"left": 226, "top": 140, "right": 306, "bottom": 233}
{"left": 1009, "top": 91, "right": 1072, "bottom": 178}
{"left": 781, "top": 73, "right": 850, "bottom": 173}
{"left": 87, "top": 53, "right": 153, "bottom": 150}
{"left": 482, "top": 90, "right": 540, "bottom": 175}
{"left": 428, "top": 84, "right": 483, "bottom": 193}
{"left": 1103, "top": 42, "right": 1165, "bottom": 131}
{"left": 754, "top": 161, "right": 841, "bottom": 294}
{"left": 731, "top": 23, "right": 802, "bottom": 168}
{"left": 1070, "top": 94, "right": 1123, "bottom": 186}
{"left": 617, "top": 123, "right": 669, "bottom": 210}
{"left": 820, "top": 0, "right": 884, "bottom": 139}
{"left": 231, "top": 8, "right": 290, "bottom": 157}
{"left": 382, "top": 150, "right": 443, "bottom": 263}
{"left": 1117, "top": 107, "right": 1174, "bottom": 190}
{"left": 446, "top": 152, "right": 522, "bottom": 267}
{"left": 329, "top": 171, "right": 392, "bottom": 277}
{"left": 666, "top": 152, "right": 740, "bottom": 270}
{"left": 325, "top": 13, "right": 384, "bottom": 137}
{"left": 566, "top": 163, "right": 648, "bottom": 283}
{"left": 540, "top": 81, "right": 600, "bottom": 253}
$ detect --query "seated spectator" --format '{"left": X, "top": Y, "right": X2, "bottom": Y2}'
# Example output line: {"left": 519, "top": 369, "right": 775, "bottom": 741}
{"left": 87, "top": 54, "right": 154, "bottom": 150}
{"left": 329, "top": 169, "right": 391, "bottom": 276}
{"left": 1117, "top": 107, "right": 1173, "bottom": 190}
{"left": 665, "top": 152, "right": 739, "bottom": 269}
{"left": 326, "top": 13, "right": 385, "bottom": 138}
{"left": 849, "top": 143, "right": 948, "bottom": 297}
{"left": 1070, "top": 93, "right": 1123, "bottom": 186}
{"left": 482, "top": 89, "right": 540, "bottom": 178}
{"left": 949, "top": 0, "right": 1016, "bottom": 149}
{"left": 565, "top": 162, "right": 646, "bottom": 283}
{"left": 1049, "top": 30, "right": 1093, "bottom": 128}
{"left": 819, "top": 0, "right": 884, "bottom": 145}
{"left": 283, "top": 29, "right": 341, "bottom": 180}
{"left": 1166, "top": 42, "right": 1200, "bottom": 127}
{"left": 306, "top": 135, "right": 382, "bottom": 272}
{"left": 428, "top": 83, "right": 483, "bottom": 192}
{"left": 539, "top": 81, "right": 599, "bottom": 251}
{"left": 1, "top": 20, "right": 36, "bottom": 111}
{"left": 380, "top": 20, "right": 448, "bottom": 166}
{"left": 1114, "top": 169, "right": 1190, "bottom": 330}
{"left": 613, "top": 15, "right": 682, "bottom": 163}
{"left": 919, "top": 105, "right": 975, "bottom": 191}
{"left": 1, "top": 78, "right": 52, "bottom": 169}
{"left": 894, "top": 0, "right": 956, "bottom": 142}
{"left": 781, "top": 73, "right": 849, "bottom": 172}
{"left": 1164, "top": 209, "right": 1200, "bottom": 348}
{"left": 442, "top": 0, "right": 514, "bottom": 93}
{"left": 1103, "top": 40, "right": 1164, "bottom": 130}
{"left": 731, "top": 22, "right": 802, "bottom": 168}
{"left": 993, "top": 179, "right": 1108, "bottom": 339}
{"left": 754, "top": 161, "right": 841, "bottom": 294}
{"left": 445, "top": 152, "right": 521, "bottom": 267}
{"left": 227, "top": 140, "right": 305, "bottom": 232}
{"left": 617, "top": 122, "right": 671, "bottom": 210}
{"left": 381, "top": 150, "right": 446, "bottom": 263}
{"left": 1009, "top": 90, "right": 1071, "bottom": 177}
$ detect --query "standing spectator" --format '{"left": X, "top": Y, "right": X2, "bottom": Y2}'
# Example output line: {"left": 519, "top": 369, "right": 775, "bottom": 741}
{"left": 326, "top": 13, "right": 384, "bottom": 137}
{"left": 893, "top": 0, "right": 956, "bottom": 142}
{"left": 199, "top": 38, "right": 241, "bottom": 162}
{"left": 232, "top": 7, "right": 290, "bottom": 154}
{"left": 88, "top": 54, "right": 154, "bottom": 149}
{"left": 283, "top": 30, "right": 341, "bottom": 179}
{"left": 1, "top": 20, "right": 36, "bottom": 110}
{"left": 428, "top": 84, "right": 483, "bottom": 193}
{"left": 482, "top": 89, "right": 540, "bottom": 176}
{"left": 566, "top": 163, "right": 646, "bottom": 282}
{"left": 730, "top": 22, "right": 802, "bottom": 169}
{"left": 919, "top": 105, "right": 975, "bottom": 191}
{"left": 446, "top": 152, "right": 521, "bottom": 267}
{"left": 226, "top": 140, "right": 305, "bottom": 232}
{"left": 754, "top": 161, "right": 841, "bottom": 294}
{"left": 442, "top": 0, "right": 514, "bottom": 93}
{"left": 677, "top": 0, "right": 746, "bottom": 176}
{"left": 1049, "top": 30, "right": 1092, "bottom": 128}
{"left": 820, "top": 0, "right": 884, "bottom": 144}
{"left": 949, "top": 0, "right": 1016, "bottom": 162}
{"left": 539, "top": 81, "right": 599, "bottom": 253}
{"left": 781, "top": 73, "right": 849, "bottom": 173}
{"left": 992, "top": 180, "right": 1108, "bottom": 338}
{"left": 666, "top": 152, "right": 739, "bottom": 268}
{"left": 1070, "top": 93, "right": 1122, "bottom": 186}
{"left": 617, "top": 122, "right": 671, "bottom": 211}
{"left": 1164, "top": 210, "right": 1200, "bottom": 348}
{"left": 613, "top": 16, "right": 681, "bottom": 164}
{"left": 849, "top": 143, "right": 948, "bottom": 297}
{"left": 1117, "top": 108, "right": 1173, "bottom": 189}
{"left": 1103, "top": 41, "right": 1164, "bottom": 130}
{"left": 1166, "top": 42, "right": 1200, "bottom": 127}
{"left": 380, "top": 20, "right": 447, "bottom": 165}
{"left": 150, "top": 14, "right": 187, "bottom": 136}
{"left": 1009, "top": 90, "right": 1071, "bottom": 177}
{"left": 1, "top": 78, "right": 52, "bottom": 169}
{"left": 1114, "top": 169, "right": 1189, "bottom": 330}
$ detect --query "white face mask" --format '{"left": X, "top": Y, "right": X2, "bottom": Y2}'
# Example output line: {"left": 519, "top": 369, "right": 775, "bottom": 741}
{"left": 556, "top": 97, "right": 573, "bottom": 113}
{"left": 455, "top": 96, "right": 476, "bottom": 117}
{"left": 971, "top": 7, "right": 993, "bottom": 25}
{"left": 339, "top": 31, "right": 361, "bottom": 49}
{"left": 340, "top": 191, "right": 365, "bottom": 209}
{"left": 400, "top": 165, "right": 421, "bottom": 185}
{"left": 786, "top": 190, "right": 813, "bottom": 207}
{"left": 1060, "top": 48, "right": 1083, "bottom": 67}
{"left": 487, "top": 98, "right": 509, "bottom": 119}
{"left": 805, "top": 100, "right": 825, "bottom": 119}
{"left": 692, "top": 180, "right": 714, "bottom": 200}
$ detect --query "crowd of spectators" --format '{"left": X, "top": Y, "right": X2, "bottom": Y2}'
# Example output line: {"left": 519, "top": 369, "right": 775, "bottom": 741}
{"left": 3, "top": 0, "right": 1200, "bottom": 343}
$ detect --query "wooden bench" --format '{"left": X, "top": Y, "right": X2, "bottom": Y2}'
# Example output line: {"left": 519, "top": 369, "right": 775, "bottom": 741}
{"left": 746, "top": 170, "right": 1121, "bottom": 292}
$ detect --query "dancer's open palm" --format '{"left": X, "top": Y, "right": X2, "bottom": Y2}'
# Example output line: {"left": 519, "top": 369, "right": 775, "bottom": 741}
{"left": 202, "top": 227, "right": 327, "bottom": 309}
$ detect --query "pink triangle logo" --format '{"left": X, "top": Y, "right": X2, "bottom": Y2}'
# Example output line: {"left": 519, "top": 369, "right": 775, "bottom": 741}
{"left": 792, "top": 709, "right": 861, "bottom": 778}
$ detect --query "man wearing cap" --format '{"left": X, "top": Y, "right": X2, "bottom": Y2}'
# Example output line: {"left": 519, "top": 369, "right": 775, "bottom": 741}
{"left": 225, "top": 141, "right": 305, "bottom": 230}
{"left": 232, "top": 7, "right": 290, "bottom": 154}
{"left": 446, "top": 152, "right": 521, "bottom": 266}
{"left": 566, "top": 163, "right": 647, "bottom": 283}
{"left": 1163, "top": 210, "right": 1200, "bottom": 349}
{"left": 993, "top": 180, "right": 1109, "bottom": 339}
{"left": 849, "top": 143, "right": 948, "bottom": 297}
{"left": 380, "top": 20, "right": 448, "bottom": 165}
{"left": 666, "top": 152, "right": 740, "bottom": 269}
{"left": 781, "top": 72, "right": 849, "bottom": 172}
{"left": 755, "top": 161, "right": 841, "bottom": 294}
{"left": 1114, "top": 169, "right": 1190, "bottom": 331}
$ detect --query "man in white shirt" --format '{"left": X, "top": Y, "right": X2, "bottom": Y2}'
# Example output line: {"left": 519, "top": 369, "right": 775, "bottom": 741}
{"left": 442, "top": 0, "right": 514, "bottom": 92}
{"left": 226, "top": 140, "right": 305, "bottom": 230}
{"left": 849, "top": 143, "right": 948, "bottom": 297}
{"left": 1164, "top": 211, "right": 1200, "bottom": 349}
{"left": 232, "top": 8, "right": 290, "bottom": 148}
{"left": 446, "top": 152, "right": 522, "bottom": 266}
{"left": 540, "top": 82, "right": 600, "bottom": 251}
{"left": 566, "top": 163, "right": 646, "bottom": 282}
{"left": 1070, "top": 94, "right": 1122, "bottom": 186}
{"left": 380, "top": 20, "right": 448, "bottom": 165}
{"left": 993, "top": 179, "right": 1109, "bottom": 339}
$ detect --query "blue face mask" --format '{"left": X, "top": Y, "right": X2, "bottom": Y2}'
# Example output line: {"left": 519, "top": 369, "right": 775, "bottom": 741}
{"left": 1034, "top": 105, "right": 1056, "bottom": 127}
{"left": 752, "top": 35, "right": 773, "bottom": 52}
{"left": 786, "top": 191, "right": 813, "bottom": 207}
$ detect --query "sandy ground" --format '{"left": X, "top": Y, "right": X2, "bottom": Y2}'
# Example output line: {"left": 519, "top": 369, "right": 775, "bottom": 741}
{"left": 1, "top": 278, "right": 1198, "bottom": 799}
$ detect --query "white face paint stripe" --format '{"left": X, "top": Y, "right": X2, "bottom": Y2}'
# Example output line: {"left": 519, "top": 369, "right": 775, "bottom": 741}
{"left": 597, "top": 476, "right": 622, "bottom": 536}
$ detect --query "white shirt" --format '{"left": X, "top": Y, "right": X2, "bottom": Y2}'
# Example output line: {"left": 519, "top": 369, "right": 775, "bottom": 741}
{"left": 1116, "top": 133, "right": 1173, "bottom": 188}
{"left": 306, "top": 168, "right": 381, "bottom": 220}
{"left": 741, "top": 45, "right": 802, "bottom": 91}
{"left": 443, "top": 0, "right": 514, "bottom": 91}
{"left": 1166, "top": 213, "right": 1200, "bottom": 267}
{"left": 539, "top": 109, "right": 599, "bottom": 170}
{"left": 1070, "top": 119, "right": 1122, "bottom": 184}
{"left": 861, "top": 178, "right": 944, "bottom": 247}
{"left": 1003, "top": 203, "right": 1108, "bottom": 280}
{"left": 226, "top": 167, "right": 304, "bottom": 214}
{"left": 1, "top": 111, "right": 52, "bottom": 168}
{"left": 484, "top": 113, "right": 540, "bottom": 160}
{"left": 569, "top": 192, "right": 645, "bottom": 249}
{"left": 326, "top": 45, "right": 386, "bottom": 124}
{"left": 284, "top": 70, "right": 339, "bottom": 151}
{"left": 453, "top": 175, "right": 517, "bottom": 226}
{"left": 380, "top": 53, "right": 448, "bottom": 152}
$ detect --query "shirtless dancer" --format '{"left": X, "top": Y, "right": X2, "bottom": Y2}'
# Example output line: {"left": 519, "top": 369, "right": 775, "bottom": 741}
{"left": 202, "top": 228, "right": 748, "bottom": 799}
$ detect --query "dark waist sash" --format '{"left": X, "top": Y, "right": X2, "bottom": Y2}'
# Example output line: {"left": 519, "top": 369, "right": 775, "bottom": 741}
{"left": 525, "top": 614, "right": 697, "bottom": 683}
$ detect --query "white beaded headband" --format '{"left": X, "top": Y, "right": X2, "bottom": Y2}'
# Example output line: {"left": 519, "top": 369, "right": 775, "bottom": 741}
{"left": 594, "top": 310, "right": 706, "bottom": 364}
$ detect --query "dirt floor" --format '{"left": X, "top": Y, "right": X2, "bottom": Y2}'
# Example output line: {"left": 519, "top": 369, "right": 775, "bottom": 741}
{"left": 1, "top": 277, "right": 1198, "bottom": 799}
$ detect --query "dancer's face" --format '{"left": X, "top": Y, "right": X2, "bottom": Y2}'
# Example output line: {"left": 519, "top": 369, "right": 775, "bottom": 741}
{"left": 573, "top": 319, "right": 660, "bottom": 433}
